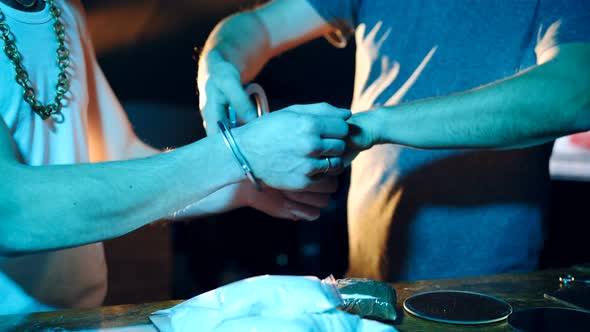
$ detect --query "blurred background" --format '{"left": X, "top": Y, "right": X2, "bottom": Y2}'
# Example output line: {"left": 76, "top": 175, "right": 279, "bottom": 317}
{"left": 80, "top": 0, "right": 590, "bottom": 306}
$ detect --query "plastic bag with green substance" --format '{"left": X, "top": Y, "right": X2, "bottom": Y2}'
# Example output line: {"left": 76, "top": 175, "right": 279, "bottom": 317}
{"left": 337, "top": 278, "right": 398, "bottom": 322}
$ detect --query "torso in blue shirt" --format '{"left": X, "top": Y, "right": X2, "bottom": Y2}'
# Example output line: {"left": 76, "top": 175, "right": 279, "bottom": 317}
{"left": 306, "top": 0, "right": 589, "bottom": 281}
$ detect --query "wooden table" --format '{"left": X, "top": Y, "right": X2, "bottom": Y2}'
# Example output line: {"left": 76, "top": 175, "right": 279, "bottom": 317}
{"left": 0, "top": 268, "right": 588, "bottom": 332}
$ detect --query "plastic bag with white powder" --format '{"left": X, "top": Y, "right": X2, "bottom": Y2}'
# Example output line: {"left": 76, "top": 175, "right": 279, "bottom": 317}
{"left": 150, "top": 275, "right": 397, "bottom": 332}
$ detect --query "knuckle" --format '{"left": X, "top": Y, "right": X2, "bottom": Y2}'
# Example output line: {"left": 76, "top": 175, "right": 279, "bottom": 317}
{"left": 296, "top": 115, "right": 311, "bottom": 129}
{"left": 301, "top": 139, "right": 320, "bottom": 154}
{"left": 302, "top": 117, "right": 319, "bottom": 133}
{"left": 309, "top": 138, "right": 323, "bottom": 153}
{"left": 334, "top": 140, "right": 346, "bottom": 153}
{"left": 279, "top": 110, "right": 298, "bottom": 123}
{"left": 303, "top": 160, "right": 317, "bottom": 174}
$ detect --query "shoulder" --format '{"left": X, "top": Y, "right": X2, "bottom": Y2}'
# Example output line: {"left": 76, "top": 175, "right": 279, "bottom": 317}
{"left": 61, "top": 0, "right": 89, "bottom": 29}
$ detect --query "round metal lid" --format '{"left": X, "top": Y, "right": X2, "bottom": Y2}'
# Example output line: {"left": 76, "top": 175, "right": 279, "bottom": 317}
{"left": 403, "top": 290, "right": 513, "bottom": 325}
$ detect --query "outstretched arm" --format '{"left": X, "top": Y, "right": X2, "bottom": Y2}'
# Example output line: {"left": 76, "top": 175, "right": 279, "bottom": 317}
{"left": 0, "top": 117, "right": 243, "bottom": 254}
{"left": 0, "top": 103, "right": 349, "bottom": 255}
{"left": 348, "top": 42, "right": 590, "bottom": 152}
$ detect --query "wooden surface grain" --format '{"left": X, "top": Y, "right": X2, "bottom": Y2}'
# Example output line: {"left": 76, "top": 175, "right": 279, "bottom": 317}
{"left": 0, "top": 268, "right": 587, "bottom": 332}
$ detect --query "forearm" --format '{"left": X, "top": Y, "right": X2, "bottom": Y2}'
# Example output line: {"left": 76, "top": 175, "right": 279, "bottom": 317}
{"left": 368, "top": 49, "right": 590, "bottom": 149}
{"left": 201, "top": 10, "right": 273, "bottom": 82}
{"left": 200, "top": 0, "right": 331, "bottom": 82}
{"left": 0, "top": 135, "right": 243, "bottom": 254}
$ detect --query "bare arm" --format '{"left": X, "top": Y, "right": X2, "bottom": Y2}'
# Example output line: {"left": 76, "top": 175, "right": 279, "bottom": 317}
{"left": 198, "top": 0, "right": 333, "bottom": 132}
{"left": 196, "top": 0, "right": 347, "bottom": 217}
{"left": 0, "top": 104, "right": 349, "bottom": 255}
{"left": 0, "top": 117, "right": 242, "bottom": 254}
{"left": 0, "top": 1, "right": 349, "bottom": 309}
{"left": 348, "top": 43, "right": 590, "bottom": 151}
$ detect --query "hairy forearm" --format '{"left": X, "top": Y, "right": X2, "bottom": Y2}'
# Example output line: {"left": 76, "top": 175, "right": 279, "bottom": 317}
{"left": 0, "top": 135, "right": 243, "bottom": 254}
{"left": 368, "top": 48, "right": 590, "bottom": 149}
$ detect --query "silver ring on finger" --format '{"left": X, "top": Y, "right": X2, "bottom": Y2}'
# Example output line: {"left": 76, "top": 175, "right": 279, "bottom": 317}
{"left": 323, "top": 157, "right": 332, "bottom": 175}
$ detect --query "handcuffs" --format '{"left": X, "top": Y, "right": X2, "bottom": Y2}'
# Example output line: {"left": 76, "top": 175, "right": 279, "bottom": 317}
{"left": 221, "top": 83, "right": 334, "bottom": 192}
{"left": 228, "top": 83, "right": 270, "bottom": 128}
{"left": 218, "top": 83, "right": 269, "bottom": 192}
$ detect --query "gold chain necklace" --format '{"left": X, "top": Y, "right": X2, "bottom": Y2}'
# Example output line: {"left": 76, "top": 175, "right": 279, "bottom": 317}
{"left": 0, "top": 0, "right": 71, "bottom": 120}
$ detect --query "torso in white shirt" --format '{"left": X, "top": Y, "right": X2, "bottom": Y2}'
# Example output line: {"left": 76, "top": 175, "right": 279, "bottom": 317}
{"left": 0, "top": 0, "right": 132, "bottom": 314}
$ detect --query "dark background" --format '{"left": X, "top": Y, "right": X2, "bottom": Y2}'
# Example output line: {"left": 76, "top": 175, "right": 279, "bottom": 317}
{"left": 78, "top": 0, "right": 590, "bottom": 305}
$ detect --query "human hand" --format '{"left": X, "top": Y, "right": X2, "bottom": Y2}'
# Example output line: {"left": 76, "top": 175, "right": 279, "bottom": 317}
{"left": 198, "top": 49, "right": 258, "bottom": 135}
{"left": 170, "top": 181, "right": 332, "bottom": 221}
{"left": 245, "top": 183, "right": 333, "bottom": 221}
{"left": 344, "top": 111, "right": 379, "bottom": 166}
{"left": 232, "top": 103, "right": 350, "bottom": 191}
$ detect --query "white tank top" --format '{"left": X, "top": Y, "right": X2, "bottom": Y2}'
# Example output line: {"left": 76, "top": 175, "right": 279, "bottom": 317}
{"left": 0, "top": 0, "right": 134, "bottom": 314}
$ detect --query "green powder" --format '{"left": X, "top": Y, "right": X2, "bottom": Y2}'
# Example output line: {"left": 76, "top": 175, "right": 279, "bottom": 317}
{"left": 337, "top": 278, "right": 397, "bottom": 322}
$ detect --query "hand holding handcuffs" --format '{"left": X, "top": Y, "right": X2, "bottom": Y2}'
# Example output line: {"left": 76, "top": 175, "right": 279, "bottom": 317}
{"left": 217, "top": 83, "right": 269, "bottom": 192}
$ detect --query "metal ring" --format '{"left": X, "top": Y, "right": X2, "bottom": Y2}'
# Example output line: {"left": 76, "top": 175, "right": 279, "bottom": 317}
{"left": 245, "top": 83, "right": 270, "bottom": 117}
{"left": 227, "top": 83, "right": 269, "bottom": 129}
{"left": 323, "top": 157, "right": 332, "bottom": 174}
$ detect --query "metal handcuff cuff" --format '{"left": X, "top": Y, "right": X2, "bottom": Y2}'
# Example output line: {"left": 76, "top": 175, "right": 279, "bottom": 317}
{"left": 217, "top": 83, "right": 269, "bottom": 192}
{"left": 217, "top": 83, "right": 334, "bottom": 192}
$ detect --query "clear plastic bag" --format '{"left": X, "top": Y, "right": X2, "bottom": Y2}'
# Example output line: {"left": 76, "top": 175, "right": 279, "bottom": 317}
{"left": 337, "top": 278, "right": 398, "bottom": 321}
{"left": 151, "top": 275, "right": 345, "bottom": 331}
{"left": 209, "top": 309, "right": 396, "bottom": 332}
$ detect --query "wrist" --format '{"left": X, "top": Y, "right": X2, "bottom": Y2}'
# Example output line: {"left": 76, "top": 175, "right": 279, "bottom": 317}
{"left": 350, "top": 110, "right": 385, "bottom": 148}
{"left": 217, "top": 121, "right": 262, "bottom": 191}
{"left": 193, "top": 133, "right": 247, "bottom": 186}
{"left": 370, "top": 108, "right": 389, "bottom": 145}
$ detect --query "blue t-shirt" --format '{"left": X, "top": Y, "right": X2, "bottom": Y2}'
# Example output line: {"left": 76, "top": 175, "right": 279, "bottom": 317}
{"left": 306, "top": 0, "right": 590, "bottom": 281}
